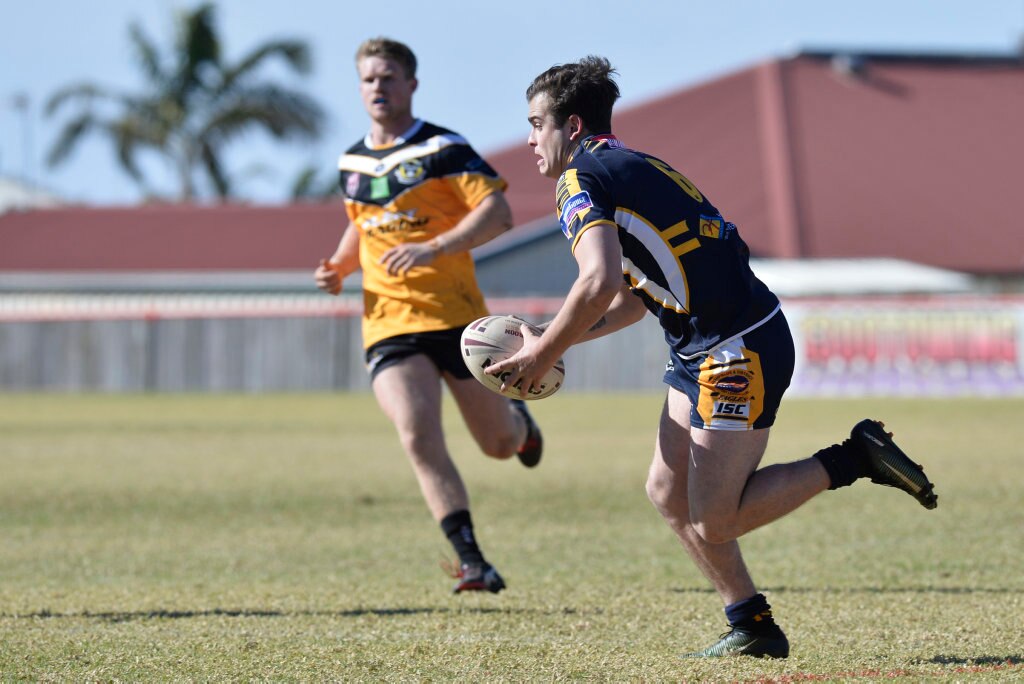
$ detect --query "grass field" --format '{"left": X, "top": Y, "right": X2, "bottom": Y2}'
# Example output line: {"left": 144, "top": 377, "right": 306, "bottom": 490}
{"left": 0, "top": 392, "right": 1022, "bottom": 682}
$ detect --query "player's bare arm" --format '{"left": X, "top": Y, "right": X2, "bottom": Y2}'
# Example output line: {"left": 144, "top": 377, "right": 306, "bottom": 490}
{"left": 574, "top": 281, "right": 647, "bottom": 344}
{"left": 315, "top": 224, "right": 360, "bottom": 295}
{"left": 487, "top": 223, "right": 622, "bottom": 395}
{"left": 379, "top": 191, "right": 513, "bottom": 277}
{"left": 532, "top": 281, "right": 644, "bottom": 340}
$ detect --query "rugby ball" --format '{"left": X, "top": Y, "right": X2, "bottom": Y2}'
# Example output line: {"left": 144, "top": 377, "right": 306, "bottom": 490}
{"left": 460, "top": 315, "right": 565, "bottom": 400}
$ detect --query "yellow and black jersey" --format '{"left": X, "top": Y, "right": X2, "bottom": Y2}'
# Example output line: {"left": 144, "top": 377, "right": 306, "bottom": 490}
{"left": 338, "top": 119, "right": 507, "bottom": 349}
{"left": 556, "top": 133, "right": 780, "bottom": 358}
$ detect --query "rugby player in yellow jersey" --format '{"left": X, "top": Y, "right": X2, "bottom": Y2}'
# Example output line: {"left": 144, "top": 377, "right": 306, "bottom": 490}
{"left": 488, "top": 56, "right": 938, "bottom": 656}
{"left": 314, "top": 38, "right": 541, "bottom": 594}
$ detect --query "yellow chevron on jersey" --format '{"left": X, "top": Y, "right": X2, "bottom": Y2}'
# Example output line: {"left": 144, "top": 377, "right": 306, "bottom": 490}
{"left": 337, "top": 120, "right": 507, "bottom": 349}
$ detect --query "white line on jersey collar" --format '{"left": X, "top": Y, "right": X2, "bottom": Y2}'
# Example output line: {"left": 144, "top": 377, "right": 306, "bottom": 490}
{"left": 363, "top": 119, "right": 425, "bottom": 150}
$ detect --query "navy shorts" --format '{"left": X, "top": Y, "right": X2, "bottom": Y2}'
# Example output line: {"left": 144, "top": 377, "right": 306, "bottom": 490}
{"left": 365, "top": 327, "right": 472, "bottom": 382}
{"left": 663, "top": 310, "right": 795, "bottom": 431}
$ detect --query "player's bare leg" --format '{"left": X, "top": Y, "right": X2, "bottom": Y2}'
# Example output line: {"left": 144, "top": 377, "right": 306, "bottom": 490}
{"left": 646, "top": 388, "right": 789, "bottom": 658}
{"left": 371, "top": 355, "right": 467, "bottom": 520}
{"left": 371, "top": 354, "right": 505, "bottom": 593}
{"left": 646, "top": 393, "right": 756, "bottom": 605}
{"left": 447, "top": 373, "right": 543, "bottom": 468}
{"left": 686, "top": 427, "right": 829, "bottom": 545}
{"left": 445, "top": 374, "right": 525, "bottom": 460}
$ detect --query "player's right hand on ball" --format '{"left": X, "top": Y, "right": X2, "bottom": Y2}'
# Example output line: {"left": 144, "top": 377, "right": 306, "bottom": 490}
{"left": 314, "top": 258, "right": 342, "bottom": 295}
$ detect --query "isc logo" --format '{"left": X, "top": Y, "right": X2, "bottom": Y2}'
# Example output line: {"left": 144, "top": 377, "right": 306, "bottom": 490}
{"left": 714, "top": 402, "right": 748, "bottom": 416}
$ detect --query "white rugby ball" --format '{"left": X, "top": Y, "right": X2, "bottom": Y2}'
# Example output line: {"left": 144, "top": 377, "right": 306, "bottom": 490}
{"left": 460, "top": 315, "right": 565, "bottom": 400}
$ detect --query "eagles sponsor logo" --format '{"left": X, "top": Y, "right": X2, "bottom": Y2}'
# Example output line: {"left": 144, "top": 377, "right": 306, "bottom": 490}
{"left": 395, "top": 159, "right": 425, "bottom": 185}
{"left": 714, "top": 373, "right": 751, "bottom": 394}
{"left": 708, "top": 369, "right": 755, "bottom": 420}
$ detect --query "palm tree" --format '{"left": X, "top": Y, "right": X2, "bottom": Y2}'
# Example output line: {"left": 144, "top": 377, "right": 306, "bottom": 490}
{"left": 45, "top": 3, "right": 324, "bottom": 201}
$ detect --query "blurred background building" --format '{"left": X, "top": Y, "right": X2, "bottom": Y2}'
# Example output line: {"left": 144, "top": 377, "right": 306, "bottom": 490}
{"left": 2, "top": 51, "right": 1023, "bottom": 394}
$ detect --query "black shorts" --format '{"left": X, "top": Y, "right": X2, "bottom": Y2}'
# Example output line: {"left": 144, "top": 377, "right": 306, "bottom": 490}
{"left": 365, "top": 327, "right": 472, "bottom": 382}
{"left": 663, "top": 310, "right": 795, "bottom": 430}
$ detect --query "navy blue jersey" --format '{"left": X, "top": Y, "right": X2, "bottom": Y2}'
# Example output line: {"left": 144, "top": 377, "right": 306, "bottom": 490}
{"left": 555, "top": 134, "right": 780, "bottom": 358}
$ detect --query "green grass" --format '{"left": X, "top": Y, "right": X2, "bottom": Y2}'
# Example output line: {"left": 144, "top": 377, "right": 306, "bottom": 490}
{"left": 0, "top": 393, "right": 1021, "bottom": 681}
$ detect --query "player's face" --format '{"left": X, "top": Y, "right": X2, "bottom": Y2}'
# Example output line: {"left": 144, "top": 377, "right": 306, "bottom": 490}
{"left": 527, "top": 93, "right": 576, "bottom": 179}
{"left": 358, "top": 56, "right": 417, "bottom": 125}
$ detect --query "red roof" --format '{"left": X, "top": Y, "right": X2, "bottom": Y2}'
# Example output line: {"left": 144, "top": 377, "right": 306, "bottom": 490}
{"left": 0, "top": 203, "right": 342, "bottom": 271}
{"left": 2, "top": 52, "right": 1021, "bottom": 275}
{"left": 487, "top": 52, "right": 1024, "bottom": 274}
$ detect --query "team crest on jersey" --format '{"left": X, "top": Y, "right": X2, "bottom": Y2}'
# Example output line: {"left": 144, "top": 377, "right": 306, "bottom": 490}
{"left": 345, "top": 172, "right": 360, "bottom": 196}
{"left": 395, "top": 159, "right": 425, "bottom": 185}
{"left": 559, "top": 191, "right": 593, "bottom": 238}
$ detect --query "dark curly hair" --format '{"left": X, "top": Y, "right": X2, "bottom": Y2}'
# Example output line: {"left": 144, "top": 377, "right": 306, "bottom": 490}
{"left": 526, "top": 56, "right": 620, "bottom": 133}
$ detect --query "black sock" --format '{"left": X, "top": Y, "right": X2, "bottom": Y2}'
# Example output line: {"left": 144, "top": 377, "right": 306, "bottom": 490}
{"left": 440, "top": 510, "right": 484, "bottom": 566}
{"left": 725, "top": 593, "right": 782, "bottom": 636}
{"left": 813, "top": 441, "right": 867, "bottom": 489}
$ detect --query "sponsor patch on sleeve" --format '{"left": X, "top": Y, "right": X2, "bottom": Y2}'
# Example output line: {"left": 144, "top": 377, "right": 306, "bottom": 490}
{"left": 699, "top": 215, "right": 723, "bottom": 239}
{"left": 698, "top": 215, "right": 737, "bottom": 240}
{"left": 559, "top": 191, "right": 593, "bottom": 239}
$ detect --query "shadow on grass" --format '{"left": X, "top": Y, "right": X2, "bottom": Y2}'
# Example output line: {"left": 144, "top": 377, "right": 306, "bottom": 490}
{"left": 0, "top": 606, "right": 521, "bottom": 623}
{"left": 671, "top": 585, "right": 1021, "bottom": 595}
{"left": 924, "top": 655, "right": 1023, "bottom": 666}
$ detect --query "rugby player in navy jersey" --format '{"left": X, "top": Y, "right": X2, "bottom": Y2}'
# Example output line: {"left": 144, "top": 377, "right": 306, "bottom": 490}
{"left": 314, "top": 38, "right": 543, "bottom": 595}
{"left": 488, "top": 56, "right": 938, "bottom": 658}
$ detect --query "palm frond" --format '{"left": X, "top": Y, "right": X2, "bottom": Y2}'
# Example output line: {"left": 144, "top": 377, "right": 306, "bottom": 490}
{"left": 42, "top": 0, "right": 327, "bottom": 202}
{"left": 200, "top": 141, "right": 231, "bottom": 198}
{"left": 46, "top": 113, "right": 96, "bottom": 167}
{"left": 205, "top": 85, "right": 324, "bottom": 141}
{"left": 183, "top": 4, "right": 220, "bottom": 72}
{"left": 45, "top": 84, "right": 106, "bottom": 116}
{"left": 113, "top": 115, "right": 176, "bottom": 185}
{"left": 224, "top": 40, "right": 312, "bottom": 89}
{"left": 170, "top": 2, "right": 220, "bottom": 98}
{"left": 128, "top": 22, "right": 166, "bottom": 86}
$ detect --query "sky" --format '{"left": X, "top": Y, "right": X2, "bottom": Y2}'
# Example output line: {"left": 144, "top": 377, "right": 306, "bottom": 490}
{"left": 1, "top": 0, "right": 1021, "bottom": 206}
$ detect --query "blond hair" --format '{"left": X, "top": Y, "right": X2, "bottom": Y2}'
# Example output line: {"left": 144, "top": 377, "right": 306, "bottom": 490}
{"left": 355, "top": 37, "right": 417, "bottom": 78}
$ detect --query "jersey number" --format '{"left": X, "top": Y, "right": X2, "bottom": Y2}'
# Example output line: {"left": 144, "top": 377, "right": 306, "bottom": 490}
{"left": 645, "top": 157, "right": 704, "bottom": 203}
